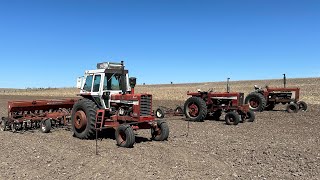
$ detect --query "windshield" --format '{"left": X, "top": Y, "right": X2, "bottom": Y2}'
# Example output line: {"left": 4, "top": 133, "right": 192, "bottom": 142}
{"left": 103, "top": 73, "right": 123, "bottom": 91}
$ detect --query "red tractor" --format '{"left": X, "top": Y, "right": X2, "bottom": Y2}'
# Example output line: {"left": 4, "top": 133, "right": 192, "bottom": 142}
{"left": 183, "top": 79, "right": 255, "bottom": 125}
{"left": 72, "top": 61, "right": 169, "bottom": 147}
{"left": 245, "top": 74, "right": 307, "bottom": 113}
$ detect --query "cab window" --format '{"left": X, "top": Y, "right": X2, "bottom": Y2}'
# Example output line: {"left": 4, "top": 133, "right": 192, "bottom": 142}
{"left": 104, "top": 73, "right": 121, "bottom": 90}
{"left": 93, "top": 75, "right": 101, "bottom": 92}
{"left": 83, "top": 75, "right": 93, "bottom": 91}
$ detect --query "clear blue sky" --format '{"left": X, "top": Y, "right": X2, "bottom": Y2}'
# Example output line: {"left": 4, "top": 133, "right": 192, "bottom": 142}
{"left": 0, "top": 0, "right": 319, "bottom": 88}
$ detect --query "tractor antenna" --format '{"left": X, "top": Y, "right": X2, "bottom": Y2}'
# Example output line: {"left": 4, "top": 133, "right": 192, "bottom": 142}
{"left": 227, "top": 78, "right": 230, "bottom": 93}
{"left": 283, "top": 74, "right": 286, "bottom": 88}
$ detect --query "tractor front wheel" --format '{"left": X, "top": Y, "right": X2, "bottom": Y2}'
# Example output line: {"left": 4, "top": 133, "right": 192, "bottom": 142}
{"left": 244, "top": 111, "right": 255, "bottom": 122}
{"left": 151, "top": 120, "right": 169, "bottom": 141}
{"left": 115, "top": 124, "right": 135, "bottom": 148}
{"left": 184, "top": 97, "right": 207, "bottom": 122}
{"left": 297, "top": 101, "right": 307, "bottom": 111}
{"left": 225, "top": 112, "right": 240, "bottom": 125}
{"left": 286, "top": 103, "right": 299, "bottom": 113}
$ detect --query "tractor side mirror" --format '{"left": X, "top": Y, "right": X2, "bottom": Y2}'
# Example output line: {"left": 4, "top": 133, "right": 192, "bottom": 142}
{"left": 76, "top": 77, "right": 84, "bottom": 89}
{"left": 129, "top": 77, "right": 137, "bottom": 88}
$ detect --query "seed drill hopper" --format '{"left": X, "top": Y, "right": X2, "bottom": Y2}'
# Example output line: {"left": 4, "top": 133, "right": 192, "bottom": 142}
{"left": 1, "top": 99, "right": 76, "bottom": 132}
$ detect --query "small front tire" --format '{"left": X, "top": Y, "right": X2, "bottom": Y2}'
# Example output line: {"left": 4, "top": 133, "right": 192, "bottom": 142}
{"left": 297, "top": 101, "right": 307, "bottom": 111}
{"left": 244, "top": 111, "right": 255, "bottom": 122}
{"left": 155, "top": 108, "right": 165, "bottom": 119}
{"left": 286, "top": 103, "right": 299, "bottom": 113}
{"left": 40, "top": 120, "right": 51, "bottom": 133}
{"left": 151, "top": 121, "right": 169, "bottom": 141}
{"left": 115, "top": 125, "right": 135, "bottom": 148}
{"left": 225, "top": 112, "right": 240, "bottom": 125}
{"left": 0, "top": 119, "right": 7, "bottom": 131}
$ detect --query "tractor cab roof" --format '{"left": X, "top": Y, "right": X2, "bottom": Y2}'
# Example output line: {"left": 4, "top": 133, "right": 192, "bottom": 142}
{"left": 85, "top": 62, "right": 129, "bottom": 74}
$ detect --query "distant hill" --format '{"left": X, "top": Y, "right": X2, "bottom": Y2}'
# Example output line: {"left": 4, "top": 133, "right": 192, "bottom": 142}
{"left": 0, "top": 77, "right": 319, "bottom": 104}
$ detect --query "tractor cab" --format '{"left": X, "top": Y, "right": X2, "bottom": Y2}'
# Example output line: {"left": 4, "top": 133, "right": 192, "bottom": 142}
{"left": 77, "top": 61, "right": 136, "bottom": 109}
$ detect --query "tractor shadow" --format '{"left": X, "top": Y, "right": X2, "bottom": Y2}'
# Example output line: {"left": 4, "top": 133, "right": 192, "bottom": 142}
{"left": 183, "top": 117, "right": 229, "bottom": 125}
{"left": 97, "top": 128, "right": 151, "bottom": 144}
{"left": 135, "top": 136, "right": 151, "bottom": 143}
{"left": 267, "top": 109, "right": 288, "bottom": 112}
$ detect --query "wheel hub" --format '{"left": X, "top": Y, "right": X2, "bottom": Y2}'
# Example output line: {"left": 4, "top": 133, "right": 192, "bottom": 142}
{"left": 156, "top": 111, "right": 162, "bottom": 117}
{"left": 118, "top": 131, "right": 126, "bottom": 145}
{"left": 74, "top": 110, "right": 87, "bottom": 130}
{"left": 249, "top": 98, "right": 259, "bottom": 108}
{"left": 188, "top": 104, "right": 199, "bottom": 117}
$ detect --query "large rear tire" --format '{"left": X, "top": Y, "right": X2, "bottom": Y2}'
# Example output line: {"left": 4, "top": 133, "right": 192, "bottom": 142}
{"left": 245, "top": 92, "right": 267, "bottom": 112}
{"left": 71, "top": 98, "right": 97, "bottom": 139}
{"left": 115, "top": 124, "right": 135, "bottom": 148}
{"left": 184, "top": 97, "right": 207, "bottom": 122}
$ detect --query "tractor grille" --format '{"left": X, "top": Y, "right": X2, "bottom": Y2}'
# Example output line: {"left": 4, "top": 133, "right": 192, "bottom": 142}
{"left": 140, "top": 95, "right": 152, "bottom": 116}
{"left": 238, "top": 93, "right": 244, "bottom": 106}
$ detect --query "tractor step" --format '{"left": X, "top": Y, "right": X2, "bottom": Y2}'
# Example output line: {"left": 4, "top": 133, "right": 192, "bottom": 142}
{"left": 95, "top": 109, "right": 105, "bottom": 129}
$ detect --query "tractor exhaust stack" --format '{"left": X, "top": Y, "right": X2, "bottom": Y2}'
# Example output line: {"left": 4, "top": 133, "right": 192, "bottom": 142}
{"left": 121, "top": 61, "right": 127, "bottom": 94}
{"left": 283, "top": 73, "right": 286, "bottom": 88}
{"left": 227, "top": 78, "right": 230, "bottom": 93}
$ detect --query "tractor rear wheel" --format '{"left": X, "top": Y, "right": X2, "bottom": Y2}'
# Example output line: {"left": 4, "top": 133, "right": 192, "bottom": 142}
{"left": 71, "top": 98, "right": 97, "bottom": 139}
{"left": 225, "top": 111, "right": 240, "bottom": 125}
{"left": 115, "top": 124, "right": 135, "bottom": 148}
{"left": 40, "top": 120, "right": 51, "bottom": 133}
{"left": 297, "top": 101, "right": 307, "bottom": 111}
{"left": 286, "top": 103, "right": 299, "bottom": 113}
{"left": 245, "top": 92, "right": 267, "bottom": 112}
{"left": 155, "top": 108, "right": 165, "bottom": 119}
{"left": 184, "top": 97, "right": 207, "bottom": 121}
{"left": 151, "top": 120, "right": 169, "bottom": 141}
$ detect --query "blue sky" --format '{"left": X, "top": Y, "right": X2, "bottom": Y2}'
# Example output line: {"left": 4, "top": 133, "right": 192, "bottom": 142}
{"left": 0, "top": 0, "right": 319, "bottom": 88}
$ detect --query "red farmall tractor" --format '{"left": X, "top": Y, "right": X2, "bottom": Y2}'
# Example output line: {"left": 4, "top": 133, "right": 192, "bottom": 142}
{"left": 245, "top": 74, "right": 307, "bottom": 113}
{"left": 72, "top": 61, "right": 169, "bottom": 147}
{"left": 183, "top": 79, "right": 255, "bottom": 125}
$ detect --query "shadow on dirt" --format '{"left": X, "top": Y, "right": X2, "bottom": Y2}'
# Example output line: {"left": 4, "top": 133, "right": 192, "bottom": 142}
{"left": 97, "top": 128, "right": 151, "bottom": 144}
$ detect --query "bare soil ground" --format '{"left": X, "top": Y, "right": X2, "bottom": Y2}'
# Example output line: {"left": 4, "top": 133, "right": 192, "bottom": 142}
{"left": 0, "top": 95, "right": 320, "bottom": 179}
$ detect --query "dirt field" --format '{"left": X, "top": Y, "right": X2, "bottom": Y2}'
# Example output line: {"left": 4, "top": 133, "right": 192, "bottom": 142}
{"left": 0, "top": 94, "right": 320, "bottom": 180}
